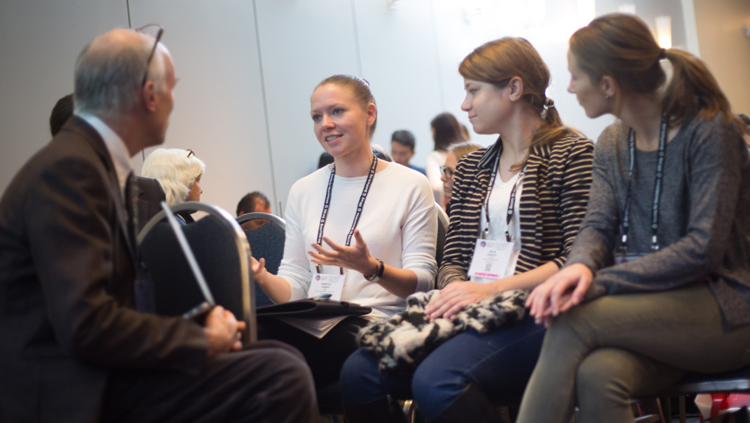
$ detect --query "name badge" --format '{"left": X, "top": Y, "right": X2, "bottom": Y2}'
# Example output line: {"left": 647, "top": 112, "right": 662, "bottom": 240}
{"left": 614, "top": 252, "right": 649, "bottom": 265}
{"left": 467, "top": 239, "right": 515, "bottom": 283}
{"left": 308, "top": 273, "right": 345, "bottom": 301}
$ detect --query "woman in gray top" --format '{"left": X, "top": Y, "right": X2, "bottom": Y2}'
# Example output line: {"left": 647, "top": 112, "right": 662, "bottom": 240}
{"left": 517, "top": 13, "right": 750, "bottom": 423}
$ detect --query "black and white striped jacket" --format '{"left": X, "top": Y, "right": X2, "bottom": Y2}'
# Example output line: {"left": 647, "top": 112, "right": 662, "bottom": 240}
{"left": 437, "top": 134, "right": 594, "bottom": 288}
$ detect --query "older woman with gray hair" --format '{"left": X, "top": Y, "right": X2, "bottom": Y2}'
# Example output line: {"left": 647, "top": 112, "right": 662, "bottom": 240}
{"left": 142, "top": 148, "right": 205, "bottom": 224}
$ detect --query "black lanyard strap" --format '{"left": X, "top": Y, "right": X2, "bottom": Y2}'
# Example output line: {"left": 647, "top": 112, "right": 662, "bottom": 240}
{"left": 483, "top": 153, "right": 525, "bottom": 242}
{"left": 316, "top": 154, "right": 378, "bottom": 273}
{"left": 621, "top": 112, "right": 667, "bottom": 254}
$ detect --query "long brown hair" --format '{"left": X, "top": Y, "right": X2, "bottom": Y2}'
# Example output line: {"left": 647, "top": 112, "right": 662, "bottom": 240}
{"left": 570, "top": 13, "right": 743, "bottom": 129}
{"left": 459, "top": 37, "right": 581, "bottom": 166}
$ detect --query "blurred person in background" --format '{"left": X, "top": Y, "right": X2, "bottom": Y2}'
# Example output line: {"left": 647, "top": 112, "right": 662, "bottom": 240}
{"left": 440, "top": 140, "right": 483, "bottom": 215}
{"left": 426, "top": 113, "right": 465, "bottom": 206}
{"left": 390, "top": 129, "right": 425, "bottom": 174}
{"left": 142, "top": 147, "right": 204, "bottom": 224}
{"left": 237, "top": 191, "right": 272, "bottom": 230}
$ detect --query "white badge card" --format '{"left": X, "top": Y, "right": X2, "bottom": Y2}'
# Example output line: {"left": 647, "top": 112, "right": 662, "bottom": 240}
{"left": 308, "top": 273, "right": 345, "bottom": 301}
{"left": 467, "top": 239, "right": 515, "bottom": 282}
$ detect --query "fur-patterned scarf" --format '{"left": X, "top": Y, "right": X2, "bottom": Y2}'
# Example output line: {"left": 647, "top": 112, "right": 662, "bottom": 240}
{"left": 357, "top": 289, "right": 527, "bottom": 375}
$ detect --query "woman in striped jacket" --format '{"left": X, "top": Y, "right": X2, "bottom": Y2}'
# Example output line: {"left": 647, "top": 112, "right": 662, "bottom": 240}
{"left": 340, "top": 37, "right": 594, "bottom": 423}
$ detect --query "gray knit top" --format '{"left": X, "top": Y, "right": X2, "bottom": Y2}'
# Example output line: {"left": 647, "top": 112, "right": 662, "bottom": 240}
{"left": 567, "top": 114, "right": 750, "bottom": 329}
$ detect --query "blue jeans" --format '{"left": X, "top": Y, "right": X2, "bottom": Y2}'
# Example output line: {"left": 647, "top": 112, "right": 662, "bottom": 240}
{"left": 340, "top": 313, "right": 545, "bottom": 420}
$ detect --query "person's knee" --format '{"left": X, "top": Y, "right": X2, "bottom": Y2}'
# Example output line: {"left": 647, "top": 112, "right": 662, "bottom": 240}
{"left": 340, "top": 349, "right": 386, "bottom": 406}
{"left": 340, "top": 350, "right": 373, "bottom": 389}
{"left": 411, "top": 361, "right": 452, "bottom": 412}
{"left": 276, "top": 348, "right": 314, "bottom": 382}
{"left": 250, "top": 339, "right": 306, "bottom": 361}
{"left": 576, "top": 350, "right": 632, "bottom": 407}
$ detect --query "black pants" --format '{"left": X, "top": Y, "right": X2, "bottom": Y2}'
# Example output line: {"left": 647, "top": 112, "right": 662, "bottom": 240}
{"left": 259, "top": 316, "right": 369, "bottom": 386}
{"left": 101, "top": 340, "right": 318, "bottom": 423}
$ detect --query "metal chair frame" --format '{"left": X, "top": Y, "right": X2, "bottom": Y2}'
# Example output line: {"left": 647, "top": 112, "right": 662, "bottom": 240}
{"left": 236, "top": 212, "right": 286, "bottom": 230}
{"left": 138, "top": 201, "right": 256, "bottom": 343}
{"left": 648, "top": 370, "right": 750, "bottom": 423}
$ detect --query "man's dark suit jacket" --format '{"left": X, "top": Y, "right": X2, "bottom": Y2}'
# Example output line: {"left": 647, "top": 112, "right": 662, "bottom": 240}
{"left": 0, "top": 117, "right": 208, "bottom": 422}
{"left": 135, "top": 175, "right": 166, "bottom": 233}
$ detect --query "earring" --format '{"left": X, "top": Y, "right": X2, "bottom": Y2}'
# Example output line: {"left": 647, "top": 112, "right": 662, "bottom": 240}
{"left": 605, "top": 94, "right": 611, "bottom": 100}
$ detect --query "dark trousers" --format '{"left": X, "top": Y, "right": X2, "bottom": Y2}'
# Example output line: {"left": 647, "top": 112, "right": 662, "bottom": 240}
{"left": 340, "top": 313, "right": 546, "bottom": 420}
{"left": 101, "top": 340, "right": 318, "bottom": 423}
{"left": 259, "top": 316, "right": 369, "bottom": 387}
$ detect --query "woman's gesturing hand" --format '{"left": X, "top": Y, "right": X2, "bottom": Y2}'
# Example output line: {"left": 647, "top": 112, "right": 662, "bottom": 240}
{"left": 308, "top": 229, "right": 375, "bottom": 275}
{"left": 250, "top": 256, "right": 268, "bottom": 284}
{"left": 526, "top": 263, "right": 593, "bottom": 325}
{"left": 425, "top": 281, "right": 495, "bottom": 320}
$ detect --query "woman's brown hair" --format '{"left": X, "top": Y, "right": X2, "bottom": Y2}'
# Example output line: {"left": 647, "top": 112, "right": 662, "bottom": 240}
{"left": 430, "top": 112, "right": 464, "bottom": 151}
{"left": 459, "top": 37, "right": 581, "bottom": 168}
{"left": 570, "top": 13, "right": 742, "bottom": 129}
{"left": 313, "top": 75, "right": 377, "bottom": 137}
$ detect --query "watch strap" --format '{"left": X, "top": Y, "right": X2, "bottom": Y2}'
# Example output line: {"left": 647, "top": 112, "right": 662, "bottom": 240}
{"left": 365, "top": 259, "right": 384, "bottom": 281}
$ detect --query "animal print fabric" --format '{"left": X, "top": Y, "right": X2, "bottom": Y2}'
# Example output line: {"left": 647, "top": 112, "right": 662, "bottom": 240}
{"left": 357, "top": 289, "right": 527, "bottom": 375}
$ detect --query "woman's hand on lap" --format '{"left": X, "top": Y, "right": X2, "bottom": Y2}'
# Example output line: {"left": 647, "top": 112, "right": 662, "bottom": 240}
{"left": 526, "top": 263, "right": 593, "bottom": 324}
{"left": 425, "top": 281, "right": 495, "bottom": 320}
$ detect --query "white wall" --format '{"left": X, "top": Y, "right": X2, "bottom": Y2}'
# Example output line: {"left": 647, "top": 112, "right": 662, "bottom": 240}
{"left": 0, "top": 0, "right": 696, "bottom": 216}
{"left": 692, "top": 0, "right": 750, "bottom": 114}
{"left": 0, "top": 0, "right": 127, "bottom": 193}
{"left": 128, "top": 0, "right": 277, "bottom": 216}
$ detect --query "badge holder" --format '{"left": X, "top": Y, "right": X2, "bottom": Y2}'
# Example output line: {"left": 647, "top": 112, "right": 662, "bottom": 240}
{"left": 308, "top": 265, "right": 346, "bottom": 301}
{"left": 467, "top": 226, "right": 515, "bottom": 283}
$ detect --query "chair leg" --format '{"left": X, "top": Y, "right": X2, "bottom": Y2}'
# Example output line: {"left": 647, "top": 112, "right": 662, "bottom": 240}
{"left": 655, "top": 397, "right": 665, "bottom": 423}
{"left": 665, "top": 396, "right": 673, "bottom": 423}
{"left": 679, "top": 395, "right": 686, "bottom": 423}
{"left": 401, "top": 399, "right": 417, "bottom": 423}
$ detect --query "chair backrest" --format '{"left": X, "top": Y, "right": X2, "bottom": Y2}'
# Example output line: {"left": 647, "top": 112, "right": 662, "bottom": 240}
{"left": 243, "top": 221, "right": 286, "bottom": 307}
{"left": 237, "top": 212, "right": 286, "bottom": 230}
{"left": 138, "top": 201, "right": 256, "bottom": 342}
{"left": 435, "top": 202, "right": 449, "bottom": 267}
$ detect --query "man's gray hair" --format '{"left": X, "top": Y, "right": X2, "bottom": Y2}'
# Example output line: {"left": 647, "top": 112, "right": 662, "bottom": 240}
{"left": 74, "top": 34, "right": 166, "bottom": 116}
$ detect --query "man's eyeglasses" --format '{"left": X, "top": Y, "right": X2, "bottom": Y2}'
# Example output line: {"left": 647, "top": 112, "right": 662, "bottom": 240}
{"left": 135, "top": 24, "right": 164, "bottom": 88}
{"left": 440, "top": 165, "right": 455, "bottom": 179}
{"left": 187, "top": 149, "right": 196, "bottom": 158}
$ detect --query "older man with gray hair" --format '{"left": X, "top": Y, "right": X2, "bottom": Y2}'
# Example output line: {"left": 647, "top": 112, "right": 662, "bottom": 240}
{"left": 0, "top": 28, "right": 317, "bottom": 423}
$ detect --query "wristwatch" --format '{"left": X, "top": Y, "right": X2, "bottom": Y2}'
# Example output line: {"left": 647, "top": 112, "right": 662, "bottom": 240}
{"left": 364, "top": 259, "right": 385, "bottom": 282}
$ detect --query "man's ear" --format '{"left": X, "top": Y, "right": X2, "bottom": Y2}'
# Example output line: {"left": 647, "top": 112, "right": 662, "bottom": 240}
{"left": 507, "top": 76, "right": 525, "bottom": 102}
{"left": 142, "top": 81, "right": 158, "bottom": 113}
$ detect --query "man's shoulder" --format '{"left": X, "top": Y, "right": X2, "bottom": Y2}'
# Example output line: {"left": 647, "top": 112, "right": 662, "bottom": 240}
{"left": 0, "top": 122, "right": 110, "bottom": 226}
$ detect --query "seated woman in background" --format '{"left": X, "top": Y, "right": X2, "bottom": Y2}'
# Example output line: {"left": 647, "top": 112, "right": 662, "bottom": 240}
{"left": 440, "top": 140, "right": 483, "bottom": 215}
{"left": 141, "top": 148, "right": 204, "bottom": 224}
{"left": 340, "top": 37, "right": 594, "bottom": 423}
{"left": 518, "top": 14, "right": 750, "bottom": 423}
{"left": 251, "top": 75, "right": 437, "bottom": 388}
{"left": 426, "top": 112, "right": 465, "bottom": 206}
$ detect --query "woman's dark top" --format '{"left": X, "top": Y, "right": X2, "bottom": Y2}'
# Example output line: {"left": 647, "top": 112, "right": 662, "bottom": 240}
{"left": 567, "top": 115, "right": 750, "bottom": 329}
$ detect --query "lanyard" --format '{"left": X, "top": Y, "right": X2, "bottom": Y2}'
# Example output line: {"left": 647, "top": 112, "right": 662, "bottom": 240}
{"left": 316, "top": 154, "right": 378, "bottom": 274}
{"left": 482, "top": 153, "right": 525, "bottom": 242}
{"left": 621, "top": 112, "right": 667, "bottom": 254}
